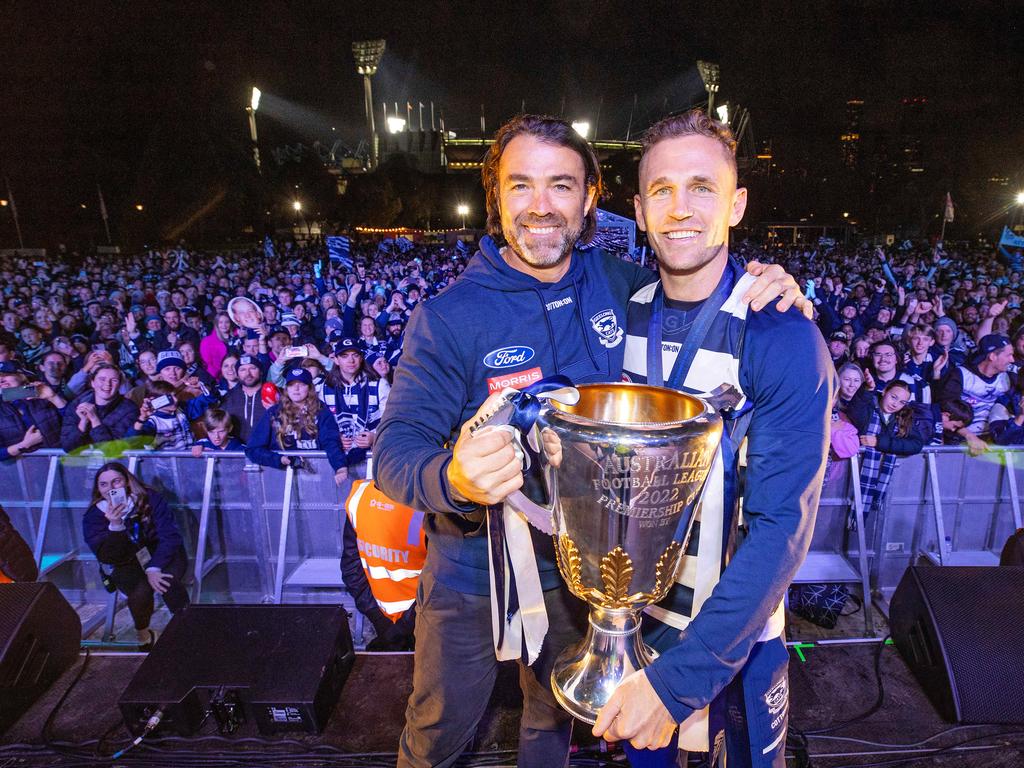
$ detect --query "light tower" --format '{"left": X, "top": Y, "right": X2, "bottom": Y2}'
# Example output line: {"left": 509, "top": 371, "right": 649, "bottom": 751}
{"left": 697, "top": 60, "right": 720, "bottom": 116}
{"left": 246, "top": 87, "right": 262, "bottom": 175}
{"left": 352, "top": 39, "right": 386, "bottom": 168}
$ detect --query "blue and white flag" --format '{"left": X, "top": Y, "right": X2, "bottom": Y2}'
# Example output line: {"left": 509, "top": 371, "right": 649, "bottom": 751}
{"left": 1000, "top": 226, "right": 1024, "bottom": 250}
{"left": 455, "top": 239, "right": 469, "bottom": 255}
{"left": 263, "top": 236, "right": 277, "bottom": 260}
{"left": 395, "top": 236, "right": 414, "bottom": 254}
{"left": 326, "top": 236, "right": 353, "bottom": 268}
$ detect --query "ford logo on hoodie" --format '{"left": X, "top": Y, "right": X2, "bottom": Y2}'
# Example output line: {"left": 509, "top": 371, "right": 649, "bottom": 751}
{"left": 484, "top": 345, "right": 535, "bottom": 369}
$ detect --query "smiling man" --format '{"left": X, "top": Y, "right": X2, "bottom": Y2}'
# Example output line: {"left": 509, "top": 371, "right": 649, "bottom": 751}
{"left": 592, "top": 110, "right": 832, "bottom": 767}
{"left": 374, "top": 114, "right": 809, "bottom": 768}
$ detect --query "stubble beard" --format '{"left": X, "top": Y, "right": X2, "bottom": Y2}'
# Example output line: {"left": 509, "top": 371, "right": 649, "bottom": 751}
{"left": 505, "top": 215, "right": 583, "bottom": 270}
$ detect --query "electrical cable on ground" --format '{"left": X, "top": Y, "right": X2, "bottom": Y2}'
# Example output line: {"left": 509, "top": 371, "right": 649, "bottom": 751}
{"left": 40, "top": 648, "right": 91, "bottom": 744}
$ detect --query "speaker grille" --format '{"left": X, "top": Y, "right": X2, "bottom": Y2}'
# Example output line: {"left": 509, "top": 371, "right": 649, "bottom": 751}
{"left": 913, "top": 567, "right": 1024, "bottom": 723}
{"left": 0, "top": 583, "right": 42, "bottom": 655}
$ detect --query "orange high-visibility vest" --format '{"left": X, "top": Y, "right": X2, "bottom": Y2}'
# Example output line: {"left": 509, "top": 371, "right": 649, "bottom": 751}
{"left": 344, "top": 479, "right": 427, "bottom": 621}
{"left": 0, "top": 572, "right": 10, "bottom": 584}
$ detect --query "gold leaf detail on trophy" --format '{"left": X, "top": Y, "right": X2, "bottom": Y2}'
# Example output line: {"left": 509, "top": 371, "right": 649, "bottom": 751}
{"left": 650, "top": 541, "right": 683, "bottom": 602}
{"left": 599, "top": 547, "right": 634, "bottom": 607}
{"left": 558, "top": 534, "right": 587, "bottom": 600}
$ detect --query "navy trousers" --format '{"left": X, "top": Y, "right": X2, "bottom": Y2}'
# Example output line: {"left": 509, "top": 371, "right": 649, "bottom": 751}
{"left": 622, "top": 625, "right": 790, "bottom": 768}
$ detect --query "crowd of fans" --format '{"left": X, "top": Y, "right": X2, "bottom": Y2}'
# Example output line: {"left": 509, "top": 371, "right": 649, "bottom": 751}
{"left": 0, "top": 239, "right": 465, "bottom": 467}
{"left": 732, "top": 237, "right": 1024, "bottom": 519}
{"left": 1, "top": 233, "right": 1023, "bottom": 640}
{"left": 1, "top": 236, "right": 1023, "bottom": 500}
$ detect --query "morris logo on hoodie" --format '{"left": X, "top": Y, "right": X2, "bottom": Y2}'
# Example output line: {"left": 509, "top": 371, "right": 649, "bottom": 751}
{"left": 487, "top": 366, "right": 542, "bottom": 394}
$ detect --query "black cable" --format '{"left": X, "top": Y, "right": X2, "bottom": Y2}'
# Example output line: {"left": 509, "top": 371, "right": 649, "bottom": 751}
{"left": 824, "top": 728, "right": 1024, "bottom": 768}
{"left": 787, "top": 726, "right": 812, "bottom": 768}
{"left": 802, "top": 635, "right": 889, "bottom": 736}
{"left": 40, "top": 648, "right": 91, "bottom": 744}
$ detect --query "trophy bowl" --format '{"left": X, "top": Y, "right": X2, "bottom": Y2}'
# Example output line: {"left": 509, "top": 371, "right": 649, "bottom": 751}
{"left": 533, "top": 382, "right": 722, "bottom": 724}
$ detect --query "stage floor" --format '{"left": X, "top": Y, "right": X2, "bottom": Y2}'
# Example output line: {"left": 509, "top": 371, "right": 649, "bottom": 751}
{"left": 2, "top": 638, "right": 1022, "bottom": 767}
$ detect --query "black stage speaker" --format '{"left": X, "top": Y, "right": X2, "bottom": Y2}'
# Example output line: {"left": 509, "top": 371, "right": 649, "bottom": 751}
{"left": 0, "top": 582, "right": 82, "bottom": 733}
{"left": 890, "top": 565, "right": 1024, "bottom": 724}
{"left": 119, "top": 605, "right": 355, "bottom": 735}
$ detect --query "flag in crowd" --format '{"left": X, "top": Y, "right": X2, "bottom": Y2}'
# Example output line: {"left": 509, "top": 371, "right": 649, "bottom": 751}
{"left": 264, "top": 236, "right": 277, "bottom": 260}
{"left": 326, "top": 235, "right": 353, "bottom": 268}
{"left": 1000, "top": 226, "right": 1024, "bottom": 250}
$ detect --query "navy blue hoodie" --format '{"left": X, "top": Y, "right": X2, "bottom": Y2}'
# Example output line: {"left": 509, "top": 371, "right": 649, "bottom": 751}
{"left": 375, "top": 236, "right": 655, "bottom": 594}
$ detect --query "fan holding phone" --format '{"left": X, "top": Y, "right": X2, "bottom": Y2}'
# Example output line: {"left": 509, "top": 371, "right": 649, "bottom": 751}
{"left": 82, "top": 462, "right": 190, "bottom": 649}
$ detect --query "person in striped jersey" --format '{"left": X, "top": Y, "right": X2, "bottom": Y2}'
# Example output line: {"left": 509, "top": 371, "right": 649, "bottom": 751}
{"left": 592, "top": 110, "right": 833, "bottom": 768}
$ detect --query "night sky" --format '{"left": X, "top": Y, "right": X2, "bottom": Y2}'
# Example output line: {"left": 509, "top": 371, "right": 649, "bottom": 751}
{"left": 2, "top": 0, "right": 1022, "bottom": 245}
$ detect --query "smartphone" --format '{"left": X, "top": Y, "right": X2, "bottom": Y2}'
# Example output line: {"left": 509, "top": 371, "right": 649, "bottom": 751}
{"left": 109, "top": 487, "right": 127, "bottom": 507}
{"left": 283, "top": 346, "right": 307, "bottom": 359}
{"left": 1, "top": 386, "right": 36, "bottom": 402}
{"left": 92, "top": 343, "right": 108, "bottom": 352}
{"left": 149, "top": 394, "right": 174, "bottom": 410}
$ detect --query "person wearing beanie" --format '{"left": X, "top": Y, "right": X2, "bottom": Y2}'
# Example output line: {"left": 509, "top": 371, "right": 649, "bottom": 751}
{"left": 321, "top": 337, "right": 388, "bottom": 474}
{"left": 933, "top": 317, "right": 968, "bottom": 367}
{"left": 221, "top": 354, "right": 268, "bottom": 443}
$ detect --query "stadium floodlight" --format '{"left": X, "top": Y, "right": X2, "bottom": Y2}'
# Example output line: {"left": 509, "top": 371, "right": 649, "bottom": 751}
{"left": 293, "top": 201, "right": 302, "bottom": 212}
{"left": 456, "top": 203, "right": 469, "bottom": 229}
{"left": 353, "top": 39, "right": 386, "bottom": 167}
{"left": 1016, "top": 191, "right": 1024, "bottom": 206}
{"left": 387, "top": 116, "right": 407, "bottom": 134}
{"left": 571, "top": 121, "right": 590, "bottom": 139}
{"left": 697, "top": 60, "right": 721, "bottom": 114}
{"left": 716, "top": 104, "right": 729, "bottom": 125}
{"left": 352, "top": 39, "right": 386, "bottom": 76}
{"left": 246, "top": 86, "right": 262, "bottom": 175}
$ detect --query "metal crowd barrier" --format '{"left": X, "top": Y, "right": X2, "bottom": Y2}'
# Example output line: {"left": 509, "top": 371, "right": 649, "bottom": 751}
{"left": 1, "top": 449, "right": 360, "bottom": 642}
{"left": 3, "top": 446, "right": 1022, "bottom": 642}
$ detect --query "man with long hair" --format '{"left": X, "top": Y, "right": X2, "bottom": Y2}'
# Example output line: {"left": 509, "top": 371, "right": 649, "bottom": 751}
{"left": 374, "top": 114, "right": 809, "bottom": 768}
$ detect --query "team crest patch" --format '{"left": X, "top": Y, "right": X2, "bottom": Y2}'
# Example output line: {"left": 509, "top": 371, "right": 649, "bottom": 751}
{"left": 765, "top": 677, "right": 788, "bottom": 716}
{"left": 590, "top": 309, "right": 623, "bottom": 349}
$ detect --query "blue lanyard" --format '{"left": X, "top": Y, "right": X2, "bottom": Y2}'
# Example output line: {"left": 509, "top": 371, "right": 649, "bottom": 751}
{"left": 645, "top": 261, "right": 737, "bottom": 390}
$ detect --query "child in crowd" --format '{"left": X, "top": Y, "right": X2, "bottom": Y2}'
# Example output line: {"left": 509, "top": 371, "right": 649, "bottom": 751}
{"left": 190, "top": 408, "right": 245, "bottom": 456}
{"left": 129, "top": 380, "right": 210, "bottom": 450}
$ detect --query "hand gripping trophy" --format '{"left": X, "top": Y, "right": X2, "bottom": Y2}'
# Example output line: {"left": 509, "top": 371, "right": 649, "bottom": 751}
{"left": 476, "top": 380, "right": 722, "bottom": 723}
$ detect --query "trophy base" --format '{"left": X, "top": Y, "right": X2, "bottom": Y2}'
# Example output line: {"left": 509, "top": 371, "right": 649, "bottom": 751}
{"left": 550, "top": 606, "right": 656, "bottom": 724}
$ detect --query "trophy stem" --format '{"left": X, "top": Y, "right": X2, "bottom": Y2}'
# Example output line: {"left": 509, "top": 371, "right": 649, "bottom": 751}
{"left": 550, "top": 606, "right": 656, "bottom": 724}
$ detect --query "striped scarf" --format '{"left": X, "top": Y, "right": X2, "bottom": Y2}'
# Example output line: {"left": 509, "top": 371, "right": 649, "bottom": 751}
{"left": 855, "top": 408, "right": 899, "bottom": 525}
{"left": 623, "top": 258, "right": 785, "bottom": 753}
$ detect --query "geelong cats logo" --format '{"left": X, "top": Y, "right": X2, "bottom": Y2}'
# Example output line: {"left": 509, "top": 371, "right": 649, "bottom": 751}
{"left": 590, "top": 309, "right": 624, "bottom": 349}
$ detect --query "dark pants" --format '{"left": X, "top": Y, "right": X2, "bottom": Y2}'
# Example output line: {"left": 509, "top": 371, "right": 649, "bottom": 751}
{"left": 397, "top": 565, "right": 587, "bottom": 768}
{"left": 109, "top": 547, "right": 190, "bottom": 630}
{"left": 623, "top": 631, "right": 790, "bottom": 768}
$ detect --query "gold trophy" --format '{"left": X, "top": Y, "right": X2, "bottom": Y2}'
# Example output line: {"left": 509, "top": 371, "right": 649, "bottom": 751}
{"left": 501, "top": 382, "right": 722, "bottom": 723}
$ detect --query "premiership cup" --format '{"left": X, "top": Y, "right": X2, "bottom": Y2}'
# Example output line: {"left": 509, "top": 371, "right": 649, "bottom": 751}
{"left": 511, "top": 382, "right": 722, "bottom": 723}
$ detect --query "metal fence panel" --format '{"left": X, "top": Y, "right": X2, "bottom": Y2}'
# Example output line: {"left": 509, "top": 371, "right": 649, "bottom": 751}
{"left": 3, "top": 446, "right": 1021, "bottom": 643}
